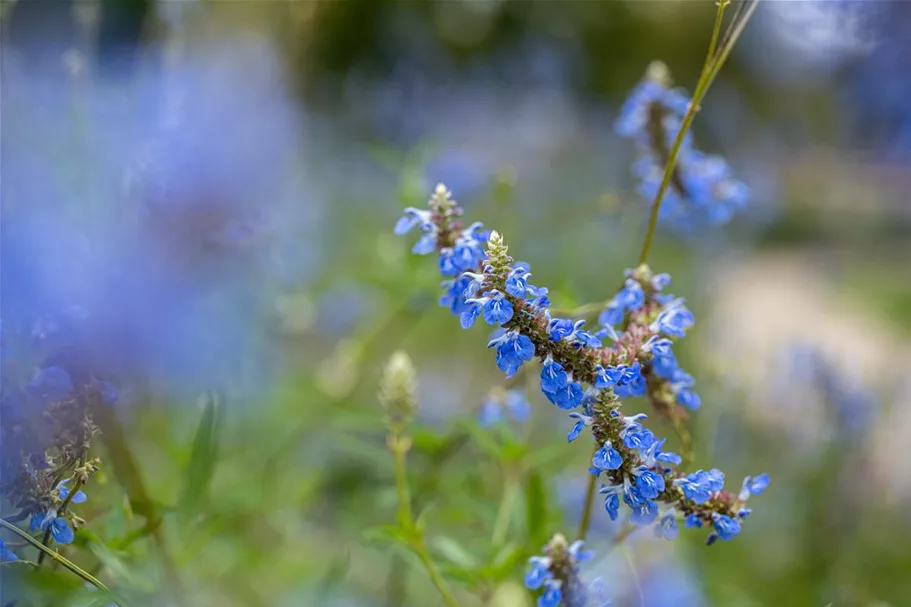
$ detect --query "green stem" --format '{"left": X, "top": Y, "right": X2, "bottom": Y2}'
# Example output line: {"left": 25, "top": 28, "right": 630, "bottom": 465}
{"left": 389, "top": 430, "right": 459, "bottom": 607}
{"left": 0, "top": 517, "right": 112, "bottom": 594}
{"left": 411, "top": 540, "right": 460, "bottom": 607}
{"left": 636, "top": 0, "right": 732, "bottom": 266}
{"left": 576, "top": 442, "right": 600, "bottom": 541}
{"left": 390, "top": 432, "right": 413, "bottom": 527}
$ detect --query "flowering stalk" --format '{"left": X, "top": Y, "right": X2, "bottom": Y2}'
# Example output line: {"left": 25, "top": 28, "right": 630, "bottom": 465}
{"left": 525, "top": 535, "right": 600, "bottom": 607}
{"left": 630, "top": 0, "right": 759, "bottom": 256}
{"left": 396, "top": 185, "right": 768, "bottom": 548}
{"left": 0, "top": 517, "right": 111, "bottom": 594}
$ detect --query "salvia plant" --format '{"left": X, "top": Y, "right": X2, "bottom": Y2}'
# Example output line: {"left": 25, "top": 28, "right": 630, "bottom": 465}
{"left": 0, "top": 2, "right": 782, "bottom": 605}
{"left": 388, "top": 2, "right": 769, "bottom": 605}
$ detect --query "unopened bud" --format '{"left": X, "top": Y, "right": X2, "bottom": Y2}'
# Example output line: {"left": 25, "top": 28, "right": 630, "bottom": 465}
{"left": 379, "top": 350, "right": 417, "bottom": 429}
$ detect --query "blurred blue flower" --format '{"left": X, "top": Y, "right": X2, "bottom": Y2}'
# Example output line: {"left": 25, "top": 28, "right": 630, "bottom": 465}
{"left": 478, "top": 388, "right": 530, "bottom": 427}
{"left": 57, "top": 479, "right": 87, "bottom": 504}
{"left": 617, "top": 66, "right": 750, "bottom": 231}
{"left": 30, "top": 511, "right": 75, "bottom": 545}
{"left": 0, "top": 538, "right": 17, "bottom": 562}
{"left": 2, "top": 36, "right": 312, "bottom": 400}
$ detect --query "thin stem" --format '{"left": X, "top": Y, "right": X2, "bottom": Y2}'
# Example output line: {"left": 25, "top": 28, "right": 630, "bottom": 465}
{"left": 576, "top": 442, "right": 600, "bottom": 541}
{"left": 636, "top": 0, "right": 731, "bottom": 266}
{"left": 390, "top": 432, "right": 413, "bottom": 527}
{"left": 39, "top": 457, "right": 87, "bottom": 566}
{"left": 704, "top": 0, "right": 760, "bottom": 93}
{"left": 389, "top": 430, "right": 459, "bottom": 607}
{"left": 0, "top": 517, "right": 111, "bottom": 594}
{"left": 411, "top": 540, "right": 460, "bottom": 607}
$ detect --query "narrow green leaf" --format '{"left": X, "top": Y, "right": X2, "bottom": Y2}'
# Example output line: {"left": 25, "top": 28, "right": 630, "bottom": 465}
{"left": 488, "top": 542, "right": 525, "bottom": 579}
{"left": 178, "top": 390, "right": 223, "bottom": 521}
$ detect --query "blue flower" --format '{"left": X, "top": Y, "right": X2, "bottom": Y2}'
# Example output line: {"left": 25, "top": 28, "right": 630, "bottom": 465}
{"left": 648, "top": 338, "right": 678, "bottom": 378}
{"left": 27, "top": 366, "right": 73, "bottom": 402}
{"left": 652, "top": 299, "right": 695, "bottom": 338}
{"left": 97, "top": 380, "right": 119, "bottom": 405}
{"left": 540, "top": 357, "right": 568, "bottom": 394}
{"left": 544, "top": 381, "right": 584, "bottom": 410}
{"left": 592, "top": 442, "right": 623, "bottom": 471}
{"left": 440, "top": 276, "right": 473, "bottom": 315}
{"left": 738, "top": 473, "right": 770, "bottom": 501}
{"left": 674, "top": 469, "right": 724, "bottom": 505}
{"left": 489, "top": 330, "right": 535, "bottom": 376}
{"left": 505, "top": 268, "right": 530, "bottom": 298}
{"left": 30, "top": 511, "right": 75, "bottom": 545}
{"left": 459, "top": 303, "right": 481, "bottom": 329}
{"left": 574, "top": 330, "right": 602, "bottom": 348}
{"left": 617, "top": 279, "right": 645, "bottom": 311}
{"left": 480, "top": 291, "right": 513, "bottom": 326}
{"left": 652, "top": 273, "right": 672, "bottom": 290}
{"left": 598, "top": 301, "right": 625, "bottom": 328}
{"left": 0, "top": 538, "right": 17, "bottom": 562}
{"left": 628, "top": 498, "right": 659, "bottom": 526}
{"left": 478, "top": 399, "right": 504, "bottom": 427}
{"left": 642, "top": 438, "right": 682, "bottom": 467}
{"left": 712, "top": 514, "right": 741, "bottom": 542}
{"left": 525, "top": 557, "right": 552, "bottom": 590}
{"left": 600, "top": 484, "right": 621, "bottom": 521}
{"left": 58, "top": 479, "right": 87, "bottom": 504}
{"left": 676, "top": 388, "right": 701, "bottom": 410}
{"left": 526, "top": 284, "right": 551, "bottom": 308}
{"left": 548, "top": 318, "right": 573, "bottom": 341}
{"left": 394, "top": 207, "right": 433, "bottom": 236}
{"left": 504, "top": 390, "right": 531, "bottom": 423}
{"left": 622, "top": 426, "right": 656, "bottom": 452}
{"left": 538, "top": 580, "right": 563, "bottom": 607}
{"left": 633, "top": 467, "right": 666, "bottom": 499}
{"left": 438, "top": 249, "right": 459, "bottom": 277}
{"left": 412, "top": 231, "right": 439, "bottom": 256}
{"left": 684, "top": 514, "right": 704, "bottom": 529}
{"left": 614, "top": 362, "right": 646, "bottom": 397}
{"left": 655, "top": 511, "right": 679, "bottom": 540}
{"left": 568, "top": 540, "right": 595, "bottom": 564}
{"left": 594, "top": 365, "right": 622, "bottom": 389}
{"left": 567, "top": 413, "right": 590, "bottom": 443}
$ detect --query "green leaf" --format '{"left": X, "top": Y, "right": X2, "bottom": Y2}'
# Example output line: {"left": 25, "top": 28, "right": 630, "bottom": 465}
{"left": 488, "top": 542, "right": 525, "bottom": 579}
{"left": 362, "top": 524, "right": 412, "bottom": 548}
{"left": 178, "top": 390, "right": 224, "bottom": 522}
{"left": 432, "top": 536, "right": 479, "bottom": 570}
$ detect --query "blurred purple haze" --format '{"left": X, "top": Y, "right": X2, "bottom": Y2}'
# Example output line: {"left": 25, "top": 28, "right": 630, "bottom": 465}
{"left": 1, "top": 33, "right": 318, "bottom": 401}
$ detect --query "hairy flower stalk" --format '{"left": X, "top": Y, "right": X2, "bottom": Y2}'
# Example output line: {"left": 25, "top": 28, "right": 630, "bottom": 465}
{"left": 0, "top": 365, "right": 113, "bottom": 560}
{"left": 525, "top": 535, "right": 604, "bottom": 607}
{"left": 396, "top": 185, "right": 767, "bottom": 545}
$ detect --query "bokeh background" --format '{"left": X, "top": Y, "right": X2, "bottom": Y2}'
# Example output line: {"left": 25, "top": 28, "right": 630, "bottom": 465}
{"left": 2, "top": 1, "right": 910, "bottom": 606}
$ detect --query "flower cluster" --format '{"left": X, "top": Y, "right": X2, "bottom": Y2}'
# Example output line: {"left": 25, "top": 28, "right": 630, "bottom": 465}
{"left": 616, "top": 61, "right": 749, "bottom": 231}
{"left": 0, "top": 363, "right": 112, "bottom": 558}
{"left": 597, "top": 268, "right": 700, "bottom": 422}
{"left": 396, "top": 185, "right": 767, "bottom": 545}
{"left": 525, "top": 535, "right": 607, "bottom": 607}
